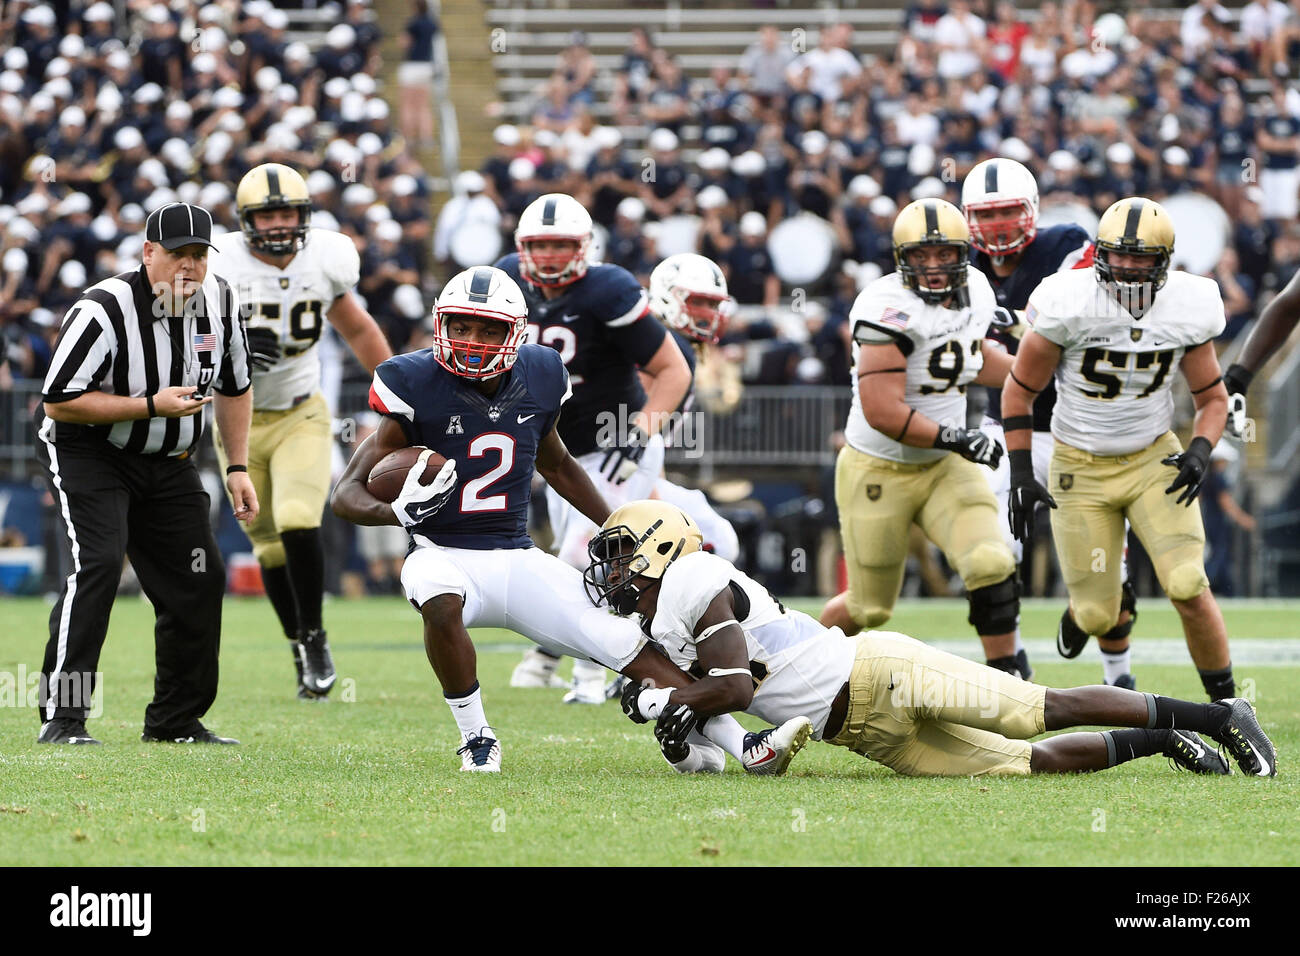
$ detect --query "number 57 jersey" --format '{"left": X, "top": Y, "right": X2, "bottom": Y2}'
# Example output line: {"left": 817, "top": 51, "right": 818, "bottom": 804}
{"left": 845, "top": 267, "right": 997, "bottom": 463}
{"left": 213, "top": 227, "right": 361, "bottom": 410}
{"left": 1026, "top": 269, "right": 1225, "bottom": 456}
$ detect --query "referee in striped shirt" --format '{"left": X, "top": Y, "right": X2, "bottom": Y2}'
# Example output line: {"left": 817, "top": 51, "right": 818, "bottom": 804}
{"left": 36, "top": 202, "right": 257, "bottom": 745}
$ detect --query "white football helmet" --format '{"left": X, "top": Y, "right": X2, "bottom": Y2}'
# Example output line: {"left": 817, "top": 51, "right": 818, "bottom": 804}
{"left": 432, "top": 266, "right": 529, "bottom": 380}
{"left": 961, "top": 158, "right": 1040, "bottom": 257}
{"left": 515, "top": 192, "right": 593, "bottom": 288}
{"left": 648, "top": 253, "right": 734, "bottom": 344}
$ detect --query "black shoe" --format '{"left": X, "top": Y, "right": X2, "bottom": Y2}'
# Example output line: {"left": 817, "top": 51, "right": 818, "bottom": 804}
{"left": 37, "top": 718, "right": 101, "bottom": 745}
{"left": 1164, "top": 729, "right": 1229, "bottom": 775}
{"left": 1014, "top": 648, "right": 1034, "bottom": 681}
{"left": 300, "top": 628, "right": 336, "bottom": 696}
{"left": 1111, "top": 673, "right": 1137, "bottom": 690}
{"left": 1210, "top": 698, "right": 1277, "bottom": 777}
{"left": 291, "top": 641, "right": 325, "bottom": 700}
{"left": 142, "top": 725, "right": 239, "bottom": 745}
{"left": 1056, "top": 608, "right": 1090, "bottom": 659}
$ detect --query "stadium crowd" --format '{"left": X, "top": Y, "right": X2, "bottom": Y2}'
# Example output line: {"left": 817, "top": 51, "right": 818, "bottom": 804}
{"left": 0, "top": 0, "right": 437, "bottom": 400}
{"left": 453, "top": 0, "right": 1300, "bottom": 387}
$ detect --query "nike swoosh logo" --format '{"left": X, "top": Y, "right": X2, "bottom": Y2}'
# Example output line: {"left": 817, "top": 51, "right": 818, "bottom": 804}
{"left": 517, "top": 414, "right": 536, "bottom": 423}
{"left": 747, "top": 745, "right": 776, "bottom": 765}
{"left": 561, "top": 313, "right": 580, "bottom": 323}
{"left": 412, "top": 503, "right": 441, "bottom": 518}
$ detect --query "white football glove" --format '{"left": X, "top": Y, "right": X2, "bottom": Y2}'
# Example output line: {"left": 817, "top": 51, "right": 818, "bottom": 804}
{"left": 391, "top": 450, "right": 458, "bottom": 527}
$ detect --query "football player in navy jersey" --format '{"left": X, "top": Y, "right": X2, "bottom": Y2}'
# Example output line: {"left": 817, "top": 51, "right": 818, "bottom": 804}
{"left": 331, "top": 267, "right": 792, "bottom": 774}
{"left": 962, "top": 158, "right": 1139, "bottom": 686}
{"left": 496, "top": 193, "right": 693, "bottom": 701}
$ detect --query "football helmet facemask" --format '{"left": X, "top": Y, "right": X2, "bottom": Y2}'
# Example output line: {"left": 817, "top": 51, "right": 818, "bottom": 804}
{"left": 961, "top": 157, "right": 1040, "bottom": 257}
{"left": 893, "top": 198, "right": 971, "bottom": 306}
{"left": 649, "top": 253, "right": 734, "bottom": 344}
{"left": 515, "top": 192, "right": 593, "bottom": 288}
{"left": 1094, "top": 196, "right": 1174, "bottom": 315}
{"left": 583, "top": 500, "right": 704, "bottom": 616}
{"left": 236, "top": 162, "right": 312, "bottom": 256}
{"left": 432, "top": 266, "right": 529, "bottom": 380}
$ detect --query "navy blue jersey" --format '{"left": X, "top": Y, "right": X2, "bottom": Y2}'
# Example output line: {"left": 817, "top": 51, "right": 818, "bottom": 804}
{"left": 368, "top": 344, "right": 571, "bottom": 550}
{"left": 495, "top": 254, "right": 664, "bottom": 456}
{"left": 971, "top": 223, "right": 1093, "bottom": 429}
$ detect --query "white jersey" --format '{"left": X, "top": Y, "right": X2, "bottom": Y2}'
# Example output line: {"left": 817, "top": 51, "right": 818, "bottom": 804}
{"left": 649, "top": 551, "right": 856, "bottom": 738}
{"left": 213, "top": 227, "right": 361, "bottom": 410}
{"left": 1026, "top": 269, "right": 1226, "bottom": 456}
{"left": 845, "top": 267, "right": 997, "bottom": 463}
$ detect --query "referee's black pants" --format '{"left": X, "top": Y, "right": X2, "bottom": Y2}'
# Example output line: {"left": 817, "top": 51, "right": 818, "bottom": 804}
{"left": 39, "top": 436, "right": 227, "bottom": 737}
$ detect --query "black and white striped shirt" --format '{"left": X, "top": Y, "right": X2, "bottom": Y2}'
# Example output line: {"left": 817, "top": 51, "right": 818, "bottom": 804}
{"left": 40, "top": 265, "right": 252, "bottom": 457}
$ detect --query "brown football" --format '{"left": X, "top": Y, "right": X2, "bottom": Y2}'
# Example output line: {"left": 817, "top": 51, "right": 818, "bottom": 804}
{"left": 366, "top": 447, "right": 448, "bottom": 504}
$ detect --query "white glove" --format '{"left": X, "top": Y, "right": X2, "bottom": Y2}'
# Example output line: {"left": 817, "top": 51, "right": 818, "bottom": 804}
{"left": 1226, "top": 391, "right": 1248, "bottom": 439}
{"left": 391, "top": 450, "right": 458, "bottom": 527}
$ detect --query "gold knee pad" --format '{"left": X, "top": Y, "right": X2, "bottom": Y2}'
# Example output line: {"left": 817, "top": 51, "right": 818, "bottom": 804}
{"left": 1074, "top": 598, "right": 1121, "bottom": 636}
{"left": 957, "top": 540, "right": 1016, "bottom": 592}
{"left": 1164, "top": 562, "right": 1210, "bottom": 602}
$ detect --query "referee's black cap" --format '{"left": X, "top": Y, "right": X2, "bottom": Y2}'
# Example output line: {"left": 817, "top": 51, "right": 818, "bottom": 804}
{"left": 145, "top": 202, "right": 218, "bottom": 251}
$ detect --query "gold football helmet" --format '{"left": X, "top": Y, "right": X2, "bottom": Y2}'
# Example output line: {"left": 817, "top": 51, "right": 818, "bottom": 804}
{"left": 892, "top": 198, "right": 971, "bottom": 305}
{"left": 1094, "top": 196, "right": 1174, "bottom": 304}
{"left": 583, "top": 500, "right": 704, "bottom": 616}
{"left": 235, "top": 162, "right": 312, "bottom": 255}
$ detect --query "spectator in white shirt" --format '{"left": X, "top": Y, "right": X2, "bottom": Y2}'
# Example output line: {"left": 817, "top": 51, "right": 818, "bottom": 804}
{"left": 1239, "top": 0, "right": 1289, "bottom": 75}
{"left": 1180, "top": 0, "right": 1229, "bottom": 60}
{"left": 934, "top": 0, "right": 986, "bottom": 80}
{"left": 785, "top": 23, "right": 862, "bottom": 102}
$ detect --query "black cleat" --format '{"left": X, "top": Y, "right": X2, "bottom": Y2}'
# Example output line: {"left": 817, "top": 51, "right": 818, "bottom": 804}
{"left": 299, "top": 628, "right": 336, "bottom": 696}
{"left": 1056, "top": 608, "right": 1090, "bottom": 659}
{"left": 1210, "top": 698, "right": 1276, "bottom": 777}
{"left": 1014, "top": 648, "right": 1033, "bottom": 681}
{"left": 37, "top": 718, "right": 101, "bottom": 745}
{"left": 1164, "top": 729, "right": 1229, "bottom": 775}
{"left": 1111, "top": 673, "right": 1137, "bottom": 690}
{"left": 291, "top": 641, "right": 325, "bottom": 701}
{"left": 142, "top": 724, "right": 239, "bottom": 745}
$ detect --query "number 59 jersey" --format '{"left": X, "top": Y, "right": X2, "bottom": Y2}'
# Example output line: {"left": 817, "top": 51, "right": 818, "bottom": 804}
{"left": 213, "top": 227, "right": 361, "bottom": 410}
{"left": 1026, "top": 269, "right": 1225, "bottom": 456}
{"left": 844, "top": 267, "right": 997, "bottom": 463}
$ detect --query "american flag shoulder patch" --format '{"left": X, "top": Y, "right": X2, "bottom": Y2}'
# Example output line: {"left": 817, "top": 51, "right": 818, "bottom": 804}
{"left": 193, "top": 333, "right": 218, "bottom": 353}
{"left": 879, "top": 307, "right": 910, "bottom": 329}
{"left": 1024, "top": 303, "right": 1038, "bottom": 325}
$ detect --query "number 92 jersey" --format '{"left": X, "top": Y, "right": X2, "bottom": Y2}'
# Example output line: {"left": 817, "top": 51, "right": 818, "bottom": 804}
{"left": 845, "top": 267, "right": 997, "bottom": 463}
{"left": 213, "top": 227, "right": 361, "bottom": 410}
{"left": 1026, "top": 269, "right": 1225, "bottom": 456}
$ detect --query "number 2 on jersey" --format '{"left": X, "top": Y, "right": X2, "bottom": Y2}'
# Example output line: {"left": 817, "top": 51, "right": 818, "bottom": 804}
{"left": 460, "top": 433, "right": 515, "bottom": 512}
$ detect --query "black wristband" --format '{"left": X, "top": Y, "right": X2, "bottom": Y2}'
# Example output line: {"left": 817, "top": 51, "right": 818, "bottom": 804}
{"left": 146, "top": 394, "right": 155, "bottom": 417}
{"left": 1223, "top": 363, "right": 1253, "bottom": 396}
{"left": 1003, "top": 415, "right": 1033, "bottom": 432}
{"left": 1009, "top": 448, "right": 1035, "bottom": 478}
{"left": 226, "top": 464, "right": 248, "bottom": 474}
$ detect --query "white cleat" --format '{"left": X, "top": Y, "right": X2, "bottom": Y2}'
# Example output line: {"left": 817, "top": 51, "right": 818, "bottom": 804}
{"left": 562, "top": 659, "right": 608, "bottom": 705}
{"left": 741, "top": 716, "right": 813, "bottom": 776}
{"left": 457, "top": 735, "right": 501, "bottom": 772}
{"left": 510, "top": 648, "right": 568, "bottom": 689}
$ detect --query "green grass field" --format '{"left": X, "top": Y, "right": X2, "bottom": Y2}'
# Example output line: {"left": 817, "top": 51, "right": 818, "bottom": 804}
{"left": 2, "top": 596, "right": 1296, "bottom": 866}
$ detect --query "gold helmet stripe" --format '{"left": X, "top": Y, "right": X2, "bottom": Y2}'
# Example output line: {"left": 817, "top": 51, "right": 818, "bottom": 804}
{"left": 1123, "top": 198, "right": 1145, "bottom": 240}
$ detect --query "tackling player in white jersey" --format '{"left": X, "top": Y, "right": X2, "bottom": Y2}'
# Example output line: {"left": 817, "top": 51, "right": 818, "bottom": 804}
{"left": 590, "top": 500, "right": 1275, "bottom": 778}
{"left": 214, "top": 163, "right": 392, "bottom": 699}
{"left": 820, "top": 198, "right": 1028, "bottom": 677}
{"left": 1002, "top": 197, "right": 1238, "bottom": 700}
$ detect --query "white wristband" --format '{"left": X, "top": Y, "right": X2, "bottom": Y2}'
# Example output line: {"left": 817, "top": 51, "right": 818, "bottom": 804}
{"left": 640, "top": 686, "right": 673, "bottom": 721}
